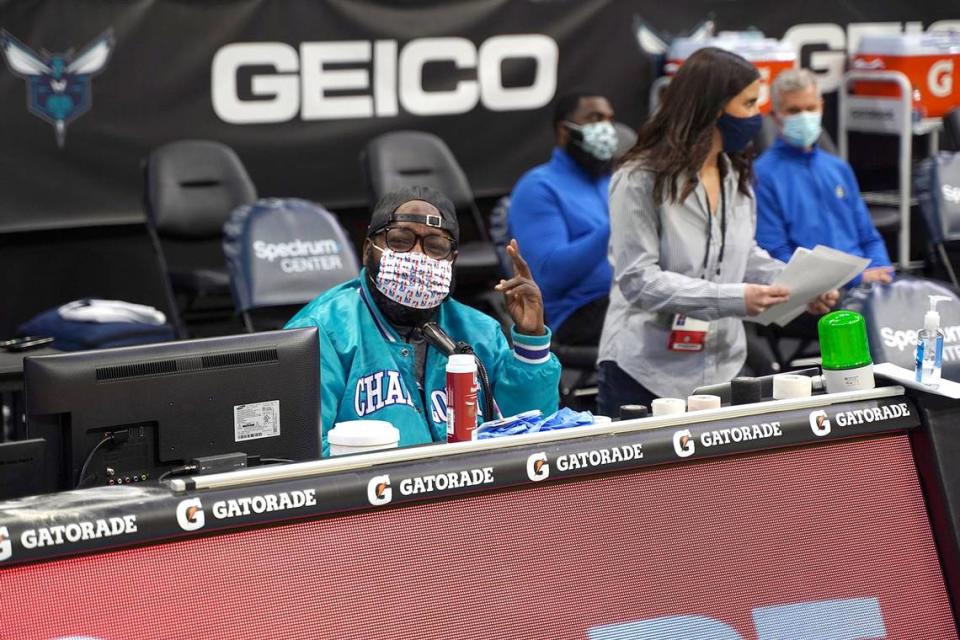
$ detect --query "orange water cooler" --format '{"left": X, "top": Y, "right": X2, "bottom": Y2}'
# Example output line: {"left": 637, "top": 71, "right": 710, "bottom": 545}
{"left": 852, "top": 33, "right": 960, "bottom": 119}
{"left": 664, "top": 34, "right": 796, "bottom": 113}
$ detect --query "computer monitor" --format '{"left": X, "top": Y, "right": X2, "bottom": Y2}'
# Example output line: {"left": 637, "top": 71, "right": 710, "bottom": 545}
{"left": 24, "top": 328, "right": 320, "bottom": 493}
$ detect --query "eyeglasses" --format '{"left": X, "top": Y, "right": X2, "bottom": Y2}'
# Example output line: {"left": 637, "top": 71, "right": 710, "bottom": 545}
{"left": 376, "top": 226, "right": 457, "bottom": 260}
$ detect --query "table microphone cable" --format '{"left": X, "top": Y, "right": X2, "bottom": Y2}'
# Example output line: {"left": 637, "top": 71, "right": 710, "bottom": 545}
{"left": 421, "top": 322, "right": 499, "bottom": 422}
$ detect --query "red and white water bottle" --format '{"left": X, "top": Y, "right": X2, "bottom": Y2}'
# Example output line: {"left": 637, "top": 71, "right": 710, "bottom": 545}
{"left": 446, "top": 354, "right": 479, "bottom": 442}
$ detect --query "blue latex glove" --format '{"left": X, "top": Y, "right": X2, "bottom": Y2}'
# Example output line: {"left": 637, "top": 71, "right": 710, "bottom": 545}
{"left": 536, "top": 407, "right": 595, "bottom": 432}
{"left": 476, "top": 410, "right": 543, "bottom": 439}
{"left": 475, "top": 407, "right": 597, "bottom": 439}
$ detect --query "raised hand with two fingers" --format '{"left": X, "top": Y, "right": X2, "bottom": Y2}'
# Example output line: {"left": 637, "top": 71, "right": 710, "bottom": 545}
{"left": 495, "top": 239, "right": 545, "bottom": 336}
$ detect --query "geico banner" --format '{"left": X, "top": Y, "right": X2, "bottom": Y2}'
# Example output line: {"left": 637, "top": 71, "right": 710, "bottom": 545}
{"left": 0, "top": 0, "right": 957, "bottom": 231}
{"left": 211, "top": 36, "right": 558, "bottom": 123}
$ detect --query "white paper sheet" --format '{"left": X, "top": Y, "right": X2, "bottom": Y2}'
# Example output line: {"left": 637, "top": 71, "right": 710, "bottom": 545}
{"left": 749, "top": 245, "right": 870, "bottom": 327}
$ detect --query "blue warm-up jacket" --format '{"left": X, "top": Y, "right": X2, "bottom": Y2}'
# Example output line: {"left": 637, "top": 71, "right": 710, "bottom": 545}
{"left": 755, "top": 138, "right": 892, "bottom": 287}
{"left": 509, "top": 148, "right": 612, "bottom": 331}
{"left": 285, "top": 272, "right": 560, "bottom": 456}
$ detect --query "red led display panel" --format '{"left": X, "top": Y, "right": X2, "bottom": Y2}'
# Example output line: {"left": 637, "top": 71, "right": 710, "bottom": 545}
{"left": 1, "top": 434, "right": 955, "bottom": 639}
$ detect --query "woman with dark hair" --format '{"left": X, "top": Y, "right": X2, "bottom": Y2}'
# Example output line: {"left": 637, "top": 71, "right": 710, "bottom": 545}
{"left": 596, "top": 47, "right": 837, "bottom": 414}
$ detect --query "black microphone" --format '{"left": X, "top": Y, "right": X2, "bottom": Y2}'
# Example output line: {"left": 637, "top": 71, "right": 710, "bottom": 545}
{"left": 420, "top": 322, "right": 458, "bottom": 356}
{"left": 419, "top": 322, "right": 499, "bottom": 422}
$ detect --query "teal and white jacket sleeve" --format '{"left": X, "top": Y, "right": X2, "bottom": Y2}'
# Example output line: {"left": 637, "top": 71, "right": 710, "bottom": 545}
{"left": 486, "top": 324, "right": 561, "bottom": 418}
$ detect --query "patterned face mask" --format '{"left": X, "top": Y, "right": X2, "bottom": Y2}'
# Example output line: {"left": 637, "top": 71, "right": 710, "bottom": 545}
{"left": 372, "top": 245, "right": 452, "bottom": 309}
{"left": 565, "top": 120, "right": 619, "bottom": 161}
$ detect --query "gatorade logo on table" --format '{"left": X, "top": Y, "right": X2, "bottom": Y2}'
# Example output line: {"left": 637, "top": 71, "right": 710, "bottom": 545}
{"left": 0, "top": 526, "right": 11, "bottom": 561}
{"left": 526, "top": 452, "right": 550, "bottom": 482}
{"left": 175, "top": 498, "right": 206, "bottom": 531}
{"left": 673, "top": 423, "right": 784, "bottom": 459}
{"left": 367, "top": 468, "right": 495, "bottom": 506}
{"left": 555, "top": 444, "right": 645, "bottom": 472}
{"left": 701, "top": 422, "right": 783, "bottom": 447}
{"left": 673, "top": 429, "right": 696, "bottom": 458}
{"left": 834, "top": 403, "right": 911, "bottom": 428}
{"left": 809, "top": 410, "right": 832, "bottom": 437}
{"left": 367, "top": 475, "right": 393, "bottom": 506}
{"left": 210, "top": 489, "right": 317, "bottom": 520}
{"left": 20, "top": 516, "right": 137, "bottom": 549}
{"left": 399, "top": 468, "right": 494, "bottom": 496}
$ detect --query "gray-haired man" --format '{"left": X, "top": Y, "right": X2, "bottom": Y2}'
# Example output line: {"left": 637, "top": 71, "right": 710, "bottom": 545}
{"left": 754, "top": 68, "right": 894, "bottom": 287}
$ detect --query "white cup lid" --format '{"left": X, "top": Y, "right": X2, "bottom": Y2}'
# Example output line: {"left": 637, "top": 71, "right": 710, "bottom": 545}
{"left": 328, "top": 420, "right": 400, "bottom": 447}
{"left": 446, "top": 353, "right": 477, "bottom": 373}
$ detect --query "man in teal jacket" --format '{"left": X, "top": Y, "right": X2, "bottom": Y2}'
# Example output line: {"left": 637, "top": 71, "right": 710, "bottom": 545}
{"left": 286, "top": 185, "right": 560, "bottom": 455}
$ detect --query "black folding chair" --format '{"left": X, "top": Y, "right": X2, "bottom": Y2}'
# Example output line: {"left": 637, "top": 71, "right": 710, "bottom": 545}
{"left": 144, "top": 140, "right": 257, "bottom": 330}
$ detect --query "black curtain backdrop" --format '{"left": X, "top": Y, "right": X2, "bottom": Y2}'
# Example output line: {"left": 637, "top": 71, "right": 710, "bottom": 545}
{"left": 0, "top": 0, "right": 957, "bottom": 233}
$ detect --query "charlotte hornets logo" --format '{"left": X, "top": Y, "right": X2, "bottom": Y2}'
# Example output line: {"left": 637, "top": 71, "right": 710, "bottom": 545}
{"left": 1, "top": 29, "right": 114, "bottom": 148}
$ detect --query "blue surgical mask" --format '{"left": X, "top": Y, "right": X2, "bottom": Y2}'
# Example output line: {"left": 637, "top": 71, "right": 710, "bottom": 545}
{"left": 716, "top": 112, "right": 762, "bottom": 153}
{"left": 781, "top": 111, "right": 822, "bottom": 149}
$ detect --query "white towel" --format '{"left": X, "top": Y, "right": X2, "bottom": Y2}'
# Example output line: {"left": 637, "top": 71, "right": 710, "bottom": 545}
{"left": 58, "top": 299, "right": 166, "bottom": 326}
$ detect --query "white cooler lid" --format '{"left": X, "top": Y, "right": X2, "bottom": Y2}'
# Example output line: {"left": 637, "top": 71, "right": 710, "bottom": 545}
{"left": 856, "top": 32, "right": 960, "bottom": 57}
{"left": 668, "top": 34, "right": 796, "bottom": 62}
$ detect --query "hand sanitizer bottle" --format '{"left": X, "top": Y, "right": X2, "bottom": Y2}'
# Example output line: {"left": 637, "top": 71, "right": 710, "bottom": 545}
{"left": 916, "top": 295, "right": 950, "bottom": 387}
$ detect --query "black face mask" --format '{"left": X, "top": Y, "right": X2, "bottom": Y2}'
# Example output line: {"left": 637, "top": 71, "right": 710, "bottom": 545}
{"left": 364, "top": 249, "right": 455, "bottom": 328}
{"left": 564, "top": 130, "right": 613, "bottom": 177}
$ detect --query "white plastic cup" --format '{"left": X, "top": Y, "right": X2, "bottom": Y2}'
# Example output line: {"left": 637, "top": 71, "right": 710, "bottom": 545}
{"left": 328, "top": 420, "right": 400, "bottom": 456}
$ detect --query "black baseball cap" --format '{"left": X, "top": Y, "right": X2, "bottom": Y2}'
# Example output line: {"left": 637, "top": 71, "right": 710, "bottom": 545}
{"left": 367, "top": 185, "right": 459, "bottom": 242}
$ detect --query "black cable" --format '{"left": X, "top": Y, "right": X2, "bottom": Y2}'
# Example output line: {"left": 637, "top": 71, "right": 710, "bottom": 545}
{"left": 75, "top": 434, "right": 115, "bottom": 489}
{"left": 258, "top": 458, "right": 294, "bottom": 464}
{"left": 420, "top": 322, "right": 499, "bottom": 422}
{"left": 452, "top": 342, "right": 498, "bottom": 423}
{"left": 158, "top": 464, "right": 198, "bottom": 482}
{"left": 472, "top": 354, "right": 499, "bottom": 422}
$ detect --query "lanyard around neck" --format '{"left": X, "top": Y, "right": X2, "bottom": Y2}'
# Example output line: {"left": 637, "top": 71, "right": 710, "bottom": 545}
{"left": 702, "top": 181, "right": 727, "bottom": 279}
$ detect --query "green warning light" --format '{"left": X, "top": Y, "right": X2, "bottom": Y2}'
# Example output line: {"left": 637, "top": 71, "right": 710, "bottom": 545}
{"left": 818, "top": 310, "right": 873, "bottom": 371}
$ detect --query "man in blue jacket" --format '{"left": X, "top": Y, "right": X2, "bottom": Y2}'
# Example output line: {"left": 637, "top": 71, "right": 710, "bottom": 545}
{"left": 755, "top": 69, "right": 894, "bottom": 287}
{"left": 286, "top": 185, "right": 560, "bottom": 455}
{"left": 508, "top": 90, "right": 618, "bottom": 345}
